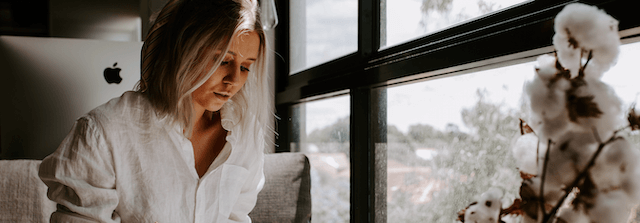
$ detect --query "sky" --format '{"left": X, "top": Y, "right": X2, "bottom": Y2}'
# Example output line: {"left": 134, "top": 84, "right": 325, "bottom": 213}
{"left": 385, "top": 0, "right": 530, "bottom": 47}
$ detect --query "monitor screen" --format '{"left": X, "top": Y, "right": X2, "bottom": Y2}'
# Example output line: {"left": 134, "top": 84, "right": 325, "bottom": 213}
{"left": 0, "top": 36, "right": 143, "bottom": 159}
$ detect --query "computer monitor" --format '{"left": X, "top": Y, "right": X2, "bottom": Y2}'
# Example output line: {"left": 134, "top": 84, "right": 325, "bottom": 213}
{"left": 0, "top": 36, "right": 143, "bottom": 159}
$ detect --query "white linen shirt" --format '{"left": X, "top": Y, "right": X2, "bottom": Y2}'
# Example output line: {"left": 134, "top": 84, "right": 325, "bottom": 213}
{"left": 39, "top": 91, "right": 265, "bottom": 223}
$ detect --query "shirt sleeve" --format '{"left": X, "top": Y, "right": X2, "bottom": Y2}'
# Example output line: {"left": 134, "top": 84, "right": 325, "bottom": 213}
{"left": 39, "top": 116, "right": 121, "bottom": 223}
{"left": 227, "top": 152, "right": 265, "bottom": 223}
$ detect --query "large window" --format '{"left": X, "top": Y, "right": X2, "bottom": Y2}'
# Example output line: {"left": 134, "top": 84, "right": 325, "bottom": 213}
{"left": 274, "top": 0, "right": 640, "bottom": 222}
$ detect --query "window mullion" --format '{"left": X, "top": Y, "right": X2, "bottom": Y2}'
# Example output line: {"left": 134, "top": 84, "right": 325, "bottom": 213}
{"left": 350, "top": 88, "right": 373, "bottom": 223}
{"left": 352, "top": 0, "right": 383, "bottom": 222}
{"left": 274, "top": 0, "right": 290, "bottom": 152}
{"left": 350, "top": 87, "right": 387, "bottom": 223}
{"left": 358, "top": 0, "right": 381, "bottom": 57}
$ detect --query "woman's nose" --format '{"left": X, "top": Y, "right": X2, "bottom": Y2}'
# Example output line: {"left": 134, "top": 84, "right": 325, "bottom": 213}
{"left": 222, "top": 65, "right": 241, "bottom": 85}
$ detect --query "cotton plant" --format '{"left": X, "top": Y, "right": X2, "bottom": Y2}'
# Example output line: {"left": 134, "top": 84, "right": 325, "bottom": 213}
{"left": 461, "top": 188, "right": 504, "bottom": 223}
{"left": 457, "top": 3, "right": 640, "bottom": 223}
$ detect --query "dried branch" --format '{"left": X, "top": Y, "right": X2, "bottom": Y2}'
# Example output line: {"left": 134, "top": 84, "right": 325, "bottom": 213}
{"left": 539, "top": 139, "right": 553, "bottom": 220}
{"left": 536, "top": 138, "right": 540, "bottom": 169}
{"left": 501, "top": 199, "right": 525, "bottom": 217}
{"left": 578, "top": 50, "right": 594, "bottom": 79}
{"left": 520, "top": 118, "right": 536, "bottom": 135}
{"left": 629, "top": 104, "right": 640, "bottom": 131}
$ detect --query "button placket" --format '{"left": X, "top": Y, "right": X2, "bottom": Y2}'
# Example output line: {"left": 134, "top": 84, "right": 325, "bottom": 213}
{"left": 194, "top": 178, "right": 206, "bottom": 223}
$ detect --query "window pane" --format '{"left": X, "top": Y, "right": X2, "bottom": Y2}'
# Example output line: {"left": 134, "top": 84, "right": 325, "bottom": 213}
{"left": 385, "top": 62, "right": 530, "bottom": 222}
{"left": 382, "top": 0, "right": 530, "bottom": 48}
{"left": 383, "top": 40, "right": 640, "bottom": 221}
{"left": 291, "top": 95, "right": 350, "bottom": 223}
{"left": 290, "top": 0, "right": 358, "bottom": 74}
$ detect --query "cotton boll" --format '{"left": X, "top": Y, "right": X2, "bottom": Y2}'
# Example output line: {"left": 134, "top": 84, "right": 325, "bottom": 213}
{"left": 525, "top": 69, "right": 567, "bottom": 120}
{"left": 572, "top": 12, "right": 618, "bottom": 52}
{"left": 537, "top": 112, "right": 578, "bottom": 143}
{"left": 512, "top": 134, "right": 539, "bottom": 175}
{"left": 584, "top": 36, "right": 621, "bottom": 79}
{"left": 583, "top": 60, "right": 608, "bottom": 80}
{"left": 554, "top": 4, "right": 604, "bottom": 44}
{"left": 527, "top": 55, "right": 570, "bottom": 119}
{"left": 549, "top": 130, "right": 598, "bottom": 171}
{"left": 553, "top": 34, "right": 582, "bottom": 78}
{"left": 569, "top": 9, "right": 619, "bottom": 62}
{"left": 621, "top": 164, "right": 640, "bottom": 200}
{"left": 523, "top": 175, "right": 563, "bottom": 206}
{"left": 563, "top": 7, "right": 618, "bottom": 51}
{"left": 616, "top": 142, "right": 640, "bottom": 200}
{"left": 590, "top": 138, "right": 634, "bottom": 190}
{"left": 587, "top": 190, "right": 633, "bottom": 223}
{"left": 464, "top": 188, "right": 503, "bottom": 223}
{"left": 543, "top": 131, "right": 598, "bottom": 195}
{"left": 499, "top": 214, "right": 520, "bottom": 223}
{"left": 553, "top": 3, "right": 620, "bottom": 79}
{"left": 573, "top": 78, "right": 625, "bottom": 139}
{"left": 524, "top": 68, "right": 572, "bottom": 139}
{"left": 557, "top": 206, "right": 589, "bottom": 223}
{"left": 554, "top": 3, "right": 618, "bottom": 51}
{"left": 535, "top": 54, "right": 560, "bottom": 80}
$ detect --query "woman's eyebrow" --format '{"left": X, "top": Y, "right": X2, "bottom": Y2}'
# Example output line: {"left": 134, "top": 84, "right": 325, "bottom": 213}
{"left": 227, "top": 51, "right": 256, "bottom": 61}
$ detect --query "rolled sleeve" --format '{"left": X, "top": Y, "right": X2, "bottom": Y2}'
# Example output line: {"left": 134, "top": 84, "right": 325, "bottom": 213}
{"left": 39, "top": 116, "right": 120, "bottom": 223}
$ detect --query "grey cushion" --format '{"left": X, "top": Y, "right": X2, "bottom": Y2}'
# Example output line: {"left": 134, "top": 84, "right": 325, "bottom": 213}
{"left": 0, "top": 153, "right": 311, "bottom": 223}
{"left": 0, "top": 159, "right": 56, "bottom": 223}
{"left": 250, "top": 153, "right": 312, "bottom": 223}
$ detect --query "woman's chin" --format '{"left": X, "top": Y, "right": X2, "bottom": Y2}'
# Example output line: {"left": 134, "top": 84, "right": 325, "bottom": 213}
{"left": 206, "top": 104, "right": 224, "bottom": 113}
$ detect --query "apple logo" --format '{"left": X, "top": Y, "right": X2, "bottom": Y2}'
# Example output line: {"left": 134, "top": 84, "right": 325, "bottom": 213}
{"left": 104, "top": 62, "right": 122, "bottom": 84}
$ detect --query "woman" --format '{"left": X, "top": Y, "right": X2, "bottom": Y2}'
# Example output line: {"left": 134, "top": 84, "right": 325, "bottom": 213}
{"left": 38, "top": 0, "right": 273, "bottom": 222}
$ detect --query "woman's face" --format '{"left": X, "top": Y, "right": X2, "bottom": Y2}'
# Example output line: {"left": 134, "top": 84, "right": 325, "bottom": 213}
{"left": 192, "top": 31, "right": 260, "bottom": 113}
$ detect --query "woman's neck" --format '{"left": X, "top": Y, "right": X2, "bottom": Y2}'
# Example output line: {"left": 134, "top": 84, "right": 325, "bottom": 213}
{"left": 190, "top": 110, "right": 226, "bottom": 177}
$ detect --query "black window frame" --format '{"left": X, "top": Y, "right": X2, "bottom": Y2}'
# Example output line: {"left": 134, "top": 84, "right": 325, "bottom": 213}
{"left": 273, "top": 0, "right": 640, "bottom": 222}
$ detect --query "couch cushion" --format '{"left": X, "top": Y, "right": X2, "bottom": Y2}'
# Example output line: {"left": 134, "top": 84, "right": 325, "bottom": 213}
{"left": 0, "top": 153, "right": 311, "bottom": 223}
{"left": 249, "top": 153, "right": 311, "bottom": 223}
{"left": 0, "top": 159, "right": 56, "bottom": 223}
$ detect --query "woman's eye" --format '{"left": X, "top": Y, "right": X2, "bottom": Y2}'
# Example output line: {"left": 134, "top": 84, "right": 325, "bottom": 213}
{"left": 220, "top": 61, "right": 230, "bottom": 65}
{"left": 240, "top": 66, "right": 250, "bottom": 72}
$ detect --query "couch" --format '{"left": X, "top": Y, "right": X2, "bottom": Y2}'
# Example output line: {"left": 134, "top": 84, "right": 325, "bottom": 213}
{"left": 0, "top": 153, "right": 311, "bottom": 223}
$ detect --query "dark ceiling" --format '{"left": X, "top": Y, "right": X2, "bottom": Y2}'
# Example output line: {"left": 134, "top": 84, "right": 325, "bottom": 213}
{"left": 0, "top": 0, "right": 156, "bottom": 41}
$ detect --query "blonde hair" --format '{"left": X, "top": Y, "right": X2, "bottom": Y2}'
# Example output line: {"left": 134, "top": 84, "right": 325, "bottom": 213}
{"left": 136, "top": 0, "right": 273, "bottom": 146}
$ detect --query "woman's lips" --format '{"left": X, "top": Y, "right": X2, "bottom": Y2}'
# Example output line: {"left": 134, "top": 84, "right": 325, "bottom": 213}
{"left": 214, "top": 92, "right": 231, "bottom": 100}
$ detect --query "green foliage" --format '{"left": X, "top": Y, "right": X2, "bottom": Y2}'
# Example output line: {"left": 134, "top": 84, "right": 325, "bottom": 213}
{"left": 306, "top": 116, "right": 350, "bottom": 156}
{"left": 307, "top": 117, "right": 350, "bottom": 144}
{"left": 304, "top": 117, "right": 350, "bottom": 223}
{"left": 421, "top": 0, "right": 454, "bottom": 13}
{"left": 305, "top": 90, "right": 524, "bottom": 222}
{"left": 387, "top": 90, "right": 523, "bottom": 222}
{"left": 310, "top": 166, "right": 350, "bottom": 223}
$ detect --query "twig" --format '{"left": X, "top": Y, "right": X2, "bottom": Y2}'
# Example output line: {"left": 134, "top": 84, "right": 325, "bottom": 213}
{"left": 539, "top": 139, "right": 552, "bottom": 221}
{"left": 542, "top": 128, "right": 621, "bottom": 223}
{"left": 578, "top": 50, "right": 593, "bottom": 79}
{"left": 613, "top": 125, "right": 630, "bottom": 136}
{"left": 536, "top": 138, "right": 540, "bottom": 170}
